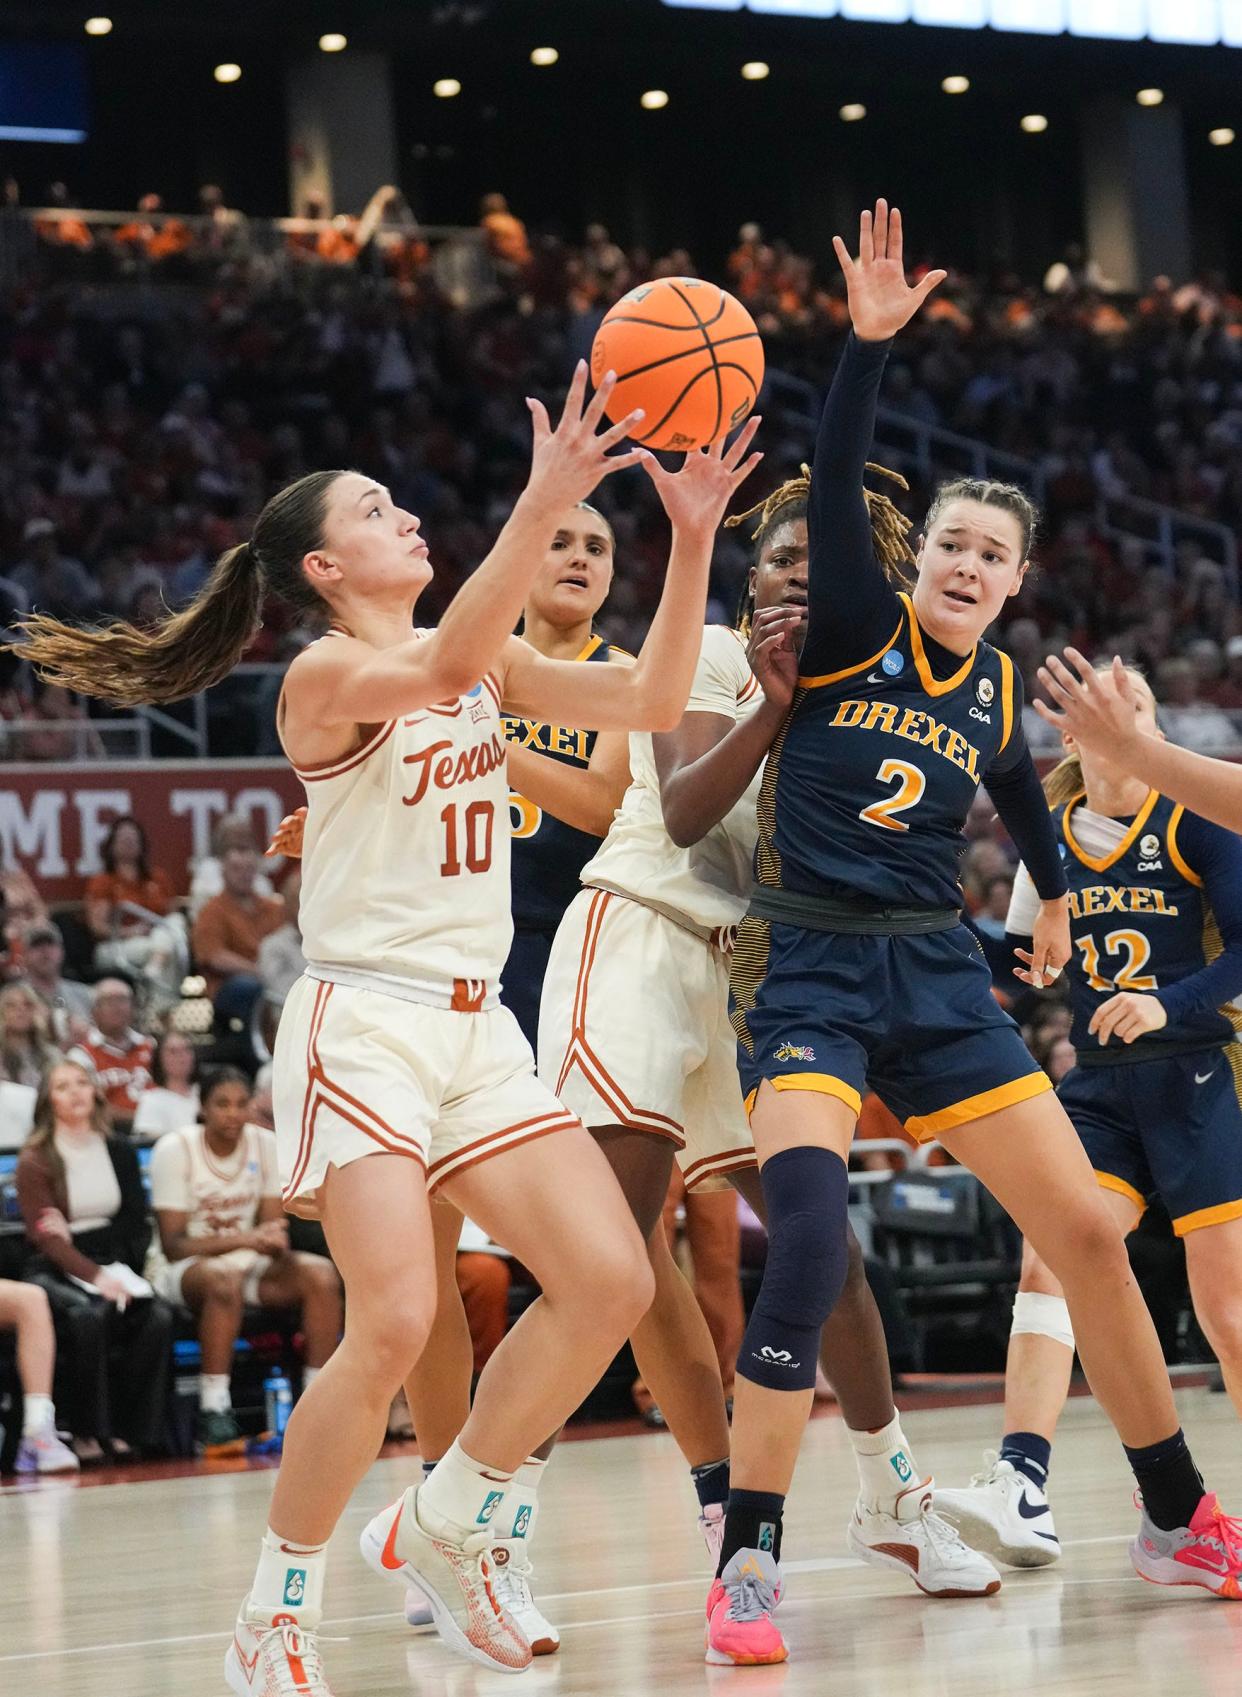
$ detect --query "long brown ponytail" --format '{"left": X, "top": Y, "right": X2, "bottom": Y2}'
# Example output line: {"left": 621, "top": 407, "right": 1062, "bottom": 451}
{"left": 8, "top": 469, "right": 345, "bottom": 706}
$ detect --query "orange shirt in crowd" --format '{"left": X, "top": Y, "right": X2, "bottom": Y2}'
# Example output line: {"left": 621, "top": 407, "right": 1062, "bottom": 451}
{"left": 85, "top": 868, "right": 173, "bottom": 935}
{"left": 68, "top": 1027, "right": 155, "bottom": 1119}
{"left": 192, "top": 890, "right": 285, "bottom": 997}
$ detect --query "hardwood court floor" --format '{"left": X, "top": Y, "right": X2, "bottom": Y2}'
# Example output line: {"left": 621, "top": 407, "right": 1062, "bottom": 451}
{"left": 2, "top": 1388, "right": 1240, "bottom": 1697}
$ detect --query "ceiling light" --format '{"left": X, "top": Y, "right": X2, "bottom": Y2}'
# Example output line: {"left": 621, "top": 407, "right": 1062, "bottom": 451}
{"left": 641, "top": 89, "right": 669, "bottom": 109}
{"left": 434, "top": 78, "right": 462, "bottom": 98}
{"left": 942, "top": 75, "right": 970, "bottom": 94}
{"left": 319, "top": 33, "right": 348, "bottom": 53}
{"left": 1021, "top": 113, "right": 1048, "bottom": 133}
{"left": 84, "top": 16, "right": 112, "bottom": 35}
{"left": 741, "top": 61, "right": 770, "bottom": 80}
{"left": 530, "top": 47, "right": 559, "bottom": 66}
{"left": 840, "top": 102, "right": 866, "bottom": 122}
{"left": 1136, "top": 87, "right": 1164, "bottom": 106}
{"left": 214, "top": 63, "right": 242, "bottom": 84}
{"left": 1209, "top": 126, "right": 1235, "bottom": 145}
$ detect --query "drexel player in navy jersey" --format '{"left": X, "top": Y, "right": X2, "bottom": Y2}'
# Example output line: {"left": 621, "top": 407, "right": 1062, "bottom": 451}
{"left": 939, "top": 668, "right": 1242, "bottom": 1571}
{"left": 705, "top": 201, "right": 1242, "bottom": 1669}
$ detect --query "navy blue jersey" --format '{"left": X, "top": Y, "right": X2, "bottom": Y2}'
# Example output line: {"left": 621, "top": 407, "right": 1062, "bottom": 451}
{"left": 1055, "top": 791, "right": 1242, "bottom": 1060}
{"left": 505, "top": 633, "right": 615, "bottom": 931}
{"left": 758, "top": 593, "right": 1020, "bottom": 908}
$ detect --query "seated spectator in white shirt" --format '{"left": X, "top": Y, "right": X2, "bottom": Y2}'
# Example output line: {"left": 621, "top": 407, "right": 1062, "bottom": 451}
{"left": 148, "top": 1066, "right": 341, "bottom": 1452}
{"left": 131, "top": 1030, "right": 201, "bottom": 1141}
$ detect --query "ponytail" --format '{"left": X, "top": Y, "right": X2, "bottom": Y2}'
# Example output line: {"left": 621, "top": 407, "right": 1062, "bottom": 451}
{"left": 1043, "top": 753, "right": 1084, "bottom": 809}
{"left": 7, "top": 468, "right": 344, "bottom": 707}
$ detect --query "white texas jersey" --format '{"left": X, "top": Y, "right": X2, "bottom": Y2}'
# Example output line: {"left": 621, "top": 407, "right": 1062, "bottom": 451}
{"left": 285, "top": 631, "right": 512, "bottom": 1002}
{"left": 149, "top": 1121, "right": 279, "bottom": 1242}
{"left": 580, "top": 625, "right": 764, "bottom": 933}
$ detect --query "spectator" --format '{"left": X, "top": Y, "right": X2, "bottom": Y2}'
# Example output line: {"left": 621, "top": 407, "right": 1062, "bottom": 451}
{"left": 0, "top": 869, "right": 49, "bottom": 972}
{"left": 1046, "top": 1036, "right": 1077, "bottom": 1084}
{"left": 12, "top": 680, "right": 105, "bottom": 763}
{"left": 10, "top": 519, "right": 97, "bottom": 619}
{"left": 16, "top": 1059, "right": 173, "bottom": 1460}
{"left": 0, "top": 1279, "right": 78, "bottom": 1474}
{"left": 19, "top": 920, "right": 92, "bottom": 1046}
{"left": 0, "top": 983, "right": 60, "bottom": 1088}
{"left": 85, "top": 815, "right": 186, "bottom": 1012}
{"left": 68, "top": 979, "right": 155, "bottom": 1129}
{"left": 131, "top": 1030, "right": 201, "bottom": 1141}
{"left": 257, "top": 868, "right": 304, "bottom": 1015}
{"left": 149, "top": 1067, "right": 342, "bottom": 1452}
{"left": 191, "top": 847, "right": 284, "bottom": 1001}
{"left": 1154, "top": 657, "right": 1238, "bottom": 754}
{"left": 479, "top": 192, "right": 531, "bottom": 274}
{"left": 1207, "top": 636, "right": 1242, "bottom": 710}
{"left": 188, "top": 814, "right": 277, "bottom": 920}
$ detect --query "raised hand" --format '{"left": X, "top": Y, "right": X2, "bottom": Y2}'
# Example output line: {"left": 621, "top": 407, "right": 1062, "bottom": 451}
{"left": 832, "top": 200, "right": 947, "bottom": 343}
{"left": 642, "top": 415, "right": 764, "bottom": 537}
{"left": 1034, "top": 651, "right": 1141, "bottom": 760}
{"left": 745, "top": 603, "right": 801, "bottom": 712}
{"left": 526, "top": 360, "right": 649, "bottom": 509}
{"left": 266, "top": 807, "right": 306, "bottom": 860}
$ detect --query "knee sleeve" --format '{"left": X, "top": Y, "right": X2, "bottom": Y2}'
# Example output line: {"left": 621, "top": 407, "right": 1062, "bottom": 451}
{"left": 1011, "top": 1290, "right": 1075, "bottom": 1350}
{"left": 739, "top": 1147, "right": 850, "bottom": 1392}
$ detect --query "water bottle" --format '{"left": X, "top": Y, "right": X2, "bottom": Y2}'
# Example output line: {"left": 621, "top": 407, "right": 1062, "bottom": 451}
{"left": 264, "top": 1369, "right": 293, "bottom": 1438}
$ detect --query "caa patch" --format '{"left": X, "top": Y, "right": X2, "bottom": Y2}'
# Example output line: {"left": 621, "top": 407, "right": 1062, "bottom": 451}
{"left": 976, "top": 676, "right": 995, "bottom": 706}
{"left": 881, "top": 649, "right": 905, "bottom": 677}
{"left": 1140, "top": 834, "right": 1161, "bottom": 860}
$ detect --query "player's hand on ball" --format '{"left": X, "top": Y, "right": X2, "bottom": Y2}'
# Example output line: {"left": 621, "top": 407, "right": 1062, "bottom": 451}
{"left": 641, "top": 415, "right": 764, "bottom": 537}
{"left": 266, "top": 807, "right": 307, "bottom": 860}
{"left": 525, "top": 359, "right": 649, "bottom": 508}
{"left": 1014, "top": 895, "right": 1071, "bottom": 988}
{"left": 832, "top": 200, "right": 947, "bottom": 343}
{"left": 1089, "top": 991, "right": 1167, "bottom": 1047}
{"left": 746, "top": 604, "right": 801, "bottom": 711}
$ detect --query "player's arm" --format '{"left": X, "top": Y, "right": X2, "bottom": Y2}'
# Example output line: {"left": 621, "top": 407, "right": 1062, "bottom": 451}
{"left": 801, "top": 201, "right": 946, "bottom": 676}
{"left": 1038, "top": 651, "right": 1242, "bottom": 835}
{"left": 1092, "top": 815, "right": 1242, "bottom": 1046}
{"left": 500, "top": 421, "right": 763, "bottom": 734}
{"left": 983, "top": 692, "right": 1069, "bottom": 985}
{"left": 653, "top": 608, "right": 800, "bottom": 848}
{"left": 284, "top": 366, "right": 646, "bottom": 733}
{"left": 506, "top": 729, "right": 631, "bottom": 838}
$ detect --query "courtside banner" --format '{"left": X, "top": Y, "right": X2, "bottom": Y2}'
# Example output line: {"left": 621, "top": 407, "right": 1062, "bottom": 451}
{"left": 0, "top": 760, "right": 305, "bottom": 900}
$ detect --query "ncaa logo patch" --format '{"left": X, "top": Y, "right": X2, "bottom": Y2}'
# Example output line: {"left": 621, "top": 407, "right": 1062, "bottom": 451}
{"left": 881, "top": 649, "right": 905, "bottom": 677}
{"left": 1140, "top": 834, "right": 1160, "bottom": 860}
{"left": 283, "top": 1569, "right": 306, "bottom": 1607}
{"left": 976, "top": 676, "right": 994, "bottom": 706}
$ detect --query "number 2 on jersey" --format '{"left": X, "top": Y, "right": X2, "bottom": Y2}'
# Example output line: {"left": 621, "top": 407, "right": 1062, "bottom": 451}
{"left": 859, "top": 759, "right": 926, "bottom": 833}
{"left": 1075, "top": 929, "right": 1157, "bottom": 992}
{"left": 440, "top": 800, "right": 494, "bottom": 877}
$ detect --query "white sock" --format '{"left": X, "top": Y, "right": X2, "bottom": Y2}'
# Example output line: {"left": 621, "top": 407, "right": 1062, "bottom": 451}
{"left": 418, "top": 1439, "right": 515, "bottom": 1545}
{"left": 22, "top": 1393, "right": 55, "bottom": 1436}
{"left": 302, "top": 1365, "right": 321, "bottom": 1393}
{"left": 848, "top": 1413, "right": 921, "bottom": 1512}
{"left": 502, "top": 1456, "right": 547, "bottom": 1543}
{"left": 200, "top": 1373, "right": 232, "bottom": 1414}
{"left": 248, "top": 1526, "right": 327, "bottom": 1629}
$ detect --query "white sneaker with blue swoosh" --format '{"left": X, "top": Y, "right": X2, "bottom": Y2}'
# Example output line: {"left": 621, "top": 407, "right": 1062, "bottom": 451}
{"left": 934, "top": 1453, "right": 1061, "bottom": 1568}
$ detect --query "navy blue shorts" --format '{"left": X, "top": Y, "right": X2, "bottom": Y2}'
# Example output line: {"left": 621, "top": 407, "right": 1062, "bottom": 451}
{"left": 731, "top": 917, "right": 1050, "bottom": 1141}
{"left": 1058, "top": 1046, "right": 1242, "bottom": 1236}
{"left": 501, "top": 927, "right": 554, "bottom": 1051}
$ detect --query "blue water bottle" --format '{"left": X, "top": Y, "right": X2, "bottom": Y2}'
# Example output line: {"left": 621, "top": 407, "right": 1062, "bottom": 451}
{"left": 264, "top": 1369, "right": 293, "bottom": 1439}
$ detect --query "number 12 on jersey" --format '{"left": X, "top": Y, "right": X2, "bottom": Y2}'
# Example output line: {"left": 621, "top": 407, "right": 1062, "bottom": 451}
{"left": 440, "top": 801, "right": 494, "bottom": 877}
{"left": 859, "top": 759, "right": 926, "bottom": 833}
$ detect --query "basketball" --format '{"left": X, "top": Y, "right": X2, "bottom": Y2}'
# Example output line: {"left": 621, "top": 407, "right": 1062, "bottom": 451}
{"left": 590, "top": 277, "right": 764, "bottom": 453}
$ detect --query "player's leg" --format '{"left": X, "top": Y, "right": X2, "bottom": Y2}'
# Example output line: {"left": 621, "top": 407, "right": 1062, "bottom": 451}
{"left": 0, "top": 1280, "right": 77, "bottom": 1474}
{"left": 178, "top": 1259, "right": 248, "bottom": 1451}
{"left": 254, "top": 1251, "right": 344, "bottom": 1387}
{"left": 943, "top": 1095, "right": 1242, "bottom": 1596}
{"left": 681, "top": 1184, "right": 745, "bottom": 1404}
{"left": 227, "top": 1155, "right": 437, "bottom": 1697}
{"left": 1182, "top": 1217, "right": 1242, "bottom": 1417}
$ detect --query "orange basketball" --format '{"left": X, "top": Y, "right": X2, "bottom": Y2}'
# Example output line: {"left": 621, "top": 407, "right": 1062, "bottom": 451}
{"left": 590, "top": 277, "right": 764, "bottom": 453}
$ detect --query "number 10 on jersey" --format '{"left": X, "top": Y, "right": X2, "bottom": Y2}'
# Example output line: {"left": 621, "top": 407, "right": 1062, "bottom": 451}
{"left": 440, "top": 801, "right": 494, "bottom": 876}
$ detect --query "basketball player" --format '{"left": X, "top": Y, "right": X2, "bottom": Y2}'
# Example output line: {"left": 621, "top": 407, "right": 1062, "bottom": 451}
{"left": 706, "top": 202, "right": 1242, "bottom": 1667}
{"left": 937, "top": 668, "right": 1242, "bottom": 1569}
{"left": 13, "top": 363, "right": 763, "bottom": 1696}
{"left": 1038, "top": 650, "right": 1242, "bottom": 836}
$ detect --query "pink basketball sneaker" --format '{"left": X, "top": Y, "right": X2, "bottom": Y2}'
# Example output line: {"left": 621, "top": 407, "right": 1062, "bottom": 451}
{"left": 705, "top": 1549, "right": 787, "bottom": 1666}
{"left": 1131, "top": 1492, "right": 1242, "bottom": 1598}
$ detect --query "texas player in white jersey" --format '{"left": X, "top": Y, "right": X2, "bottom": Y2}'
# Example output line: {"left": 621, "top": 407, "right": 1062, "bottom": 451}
{"left": 13, "top": 361, "right": 763, "bottom": 1696}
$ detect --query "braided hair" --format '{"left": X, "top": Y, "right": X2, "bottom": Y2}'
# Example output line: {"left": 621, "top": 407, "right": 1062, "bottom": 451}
{"left": 726, "top": 462, "right": 916, "bottom": 635}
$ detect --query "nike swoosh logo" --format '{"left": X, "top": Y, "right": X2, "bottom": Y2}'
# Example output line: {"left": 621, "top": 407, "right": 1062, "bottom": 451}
{"left": 381, "top": 1500, "right": 405, "bottom": 1570}
{"left": 1196, "top": 1071, "right": 1215, "bottom": 1084}
{"left": 279, "top": 1543, "right": 321, "bottom": 1556}
{"left": 233, "top": 1638, "right": 260, "bottom": 1679}
{"left": 867, "top": 673, "right": 883, "bottom": 684}
{"left": 1017, "top": 1493, "right": 1051, "bottom": 1520}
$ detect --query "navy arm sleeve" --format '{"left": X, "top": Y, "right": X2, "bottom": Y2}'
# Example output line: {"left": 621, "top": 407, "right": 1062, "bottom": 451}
{"left": 1155, "top": 813, "right": 1242, "bottom": 1022}
{"left": 801, "top": 333, "right": 905, "bottom": 677}
{"left": 982, "top": 669, "right": 1067, "bottom": 902}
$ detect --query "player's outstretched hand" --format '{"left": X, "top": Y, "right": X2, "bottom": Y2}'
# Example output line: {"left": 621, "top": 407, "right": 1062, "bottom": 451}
{"left": 746, "top": 603, "right": 802, "bottom": 712}
{"left": 832, "top": 200, "right": 947, "bottom": 343}
{"left": 525, "top": 360, "right": 648, "bottom": 509}
{"left": 1088, "top": 990, "right": 1168, "bottom": 1047}
{"left": 266, "top": 807, "right": 307, "bottom": 860}
{"left": 1013, "top": 895, "right": 1071, "bottom": 989}
{"left": 642, "top": 415, "right": 764, "bottom": 537}
{"left": 1034, "top": 650, "right": 1141, "bottom": 760}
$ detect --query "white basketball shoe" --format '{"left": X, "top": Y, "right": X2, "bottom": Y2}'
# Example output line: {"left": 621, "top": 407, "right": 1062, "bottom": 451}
{"left": 934, "top": 1453, "right": 1061, "bottom": 1568}
{"left": 224, "top": 1607, "right": 337, "bottom": 1696}
{"left": 848, "top": 1476, "right": 1003, "bottom": 1596}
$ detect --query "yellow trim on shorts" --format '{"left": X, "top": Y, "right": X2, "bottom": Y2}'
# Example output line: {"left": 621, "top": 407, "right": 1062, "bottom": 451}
{"left": 1095, "top": 1170, "right": 1148, "bottom": 1215}
{"left": 904, "top": 1070, "right": 1051, "bottom": 1141}
{"left": 797, "top": 620, "right": 903, "bottom": 689}
{"left": 744, "top": 1073, "right": 863, "bottom": 1120}
{"left": 1173, "top": 1197, "right": 1242, "bottom": 1237}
